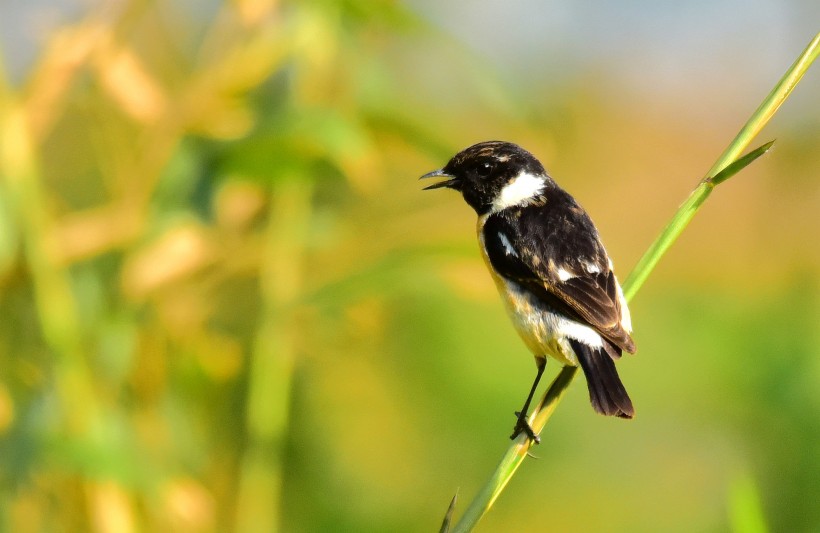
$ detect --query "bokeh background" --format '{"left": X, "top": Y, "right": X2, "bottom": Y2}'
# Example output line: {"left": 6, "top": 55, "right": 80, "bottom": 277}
{"left": 0, "top": 1, "right": 818, "bottom": 531}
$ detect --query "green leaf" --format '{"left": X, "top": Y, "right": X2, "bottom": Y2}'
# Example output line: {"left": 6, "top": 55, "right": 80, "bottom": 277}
{"left": 710, "top": 141, "right": 775, "bottom": 186}
{"left": 439, "top": 491, "right": 458, "bottom": 533}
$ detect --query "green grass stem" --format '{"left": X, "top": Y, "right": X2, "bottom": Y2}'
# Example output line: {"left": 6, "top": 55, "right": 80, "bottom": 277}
{"left": 623, "top": 32, "right": 820, "bottom": 301}
{"left": 236, "top": 178, "right": 314, "bottom": 532}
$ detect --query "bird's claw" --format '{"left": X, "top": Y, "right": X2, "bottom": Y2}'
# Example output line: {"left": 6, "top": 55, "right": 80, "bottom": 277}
{"left": 510, "top": 412, "right": 540, "bottom": 444}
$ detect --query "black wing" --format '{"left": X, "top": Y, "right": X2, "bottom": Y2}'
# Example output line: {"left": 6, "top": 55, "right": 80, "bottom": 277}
{"left": 483, "top": 188, "right": 635, "bottom": 354}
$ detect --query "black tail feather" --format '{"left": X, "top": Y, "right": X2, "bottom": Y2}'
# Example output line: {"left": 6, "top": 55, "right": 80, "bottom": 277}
{"left": 569, "top": 338, "right": 634, "bottom": 419}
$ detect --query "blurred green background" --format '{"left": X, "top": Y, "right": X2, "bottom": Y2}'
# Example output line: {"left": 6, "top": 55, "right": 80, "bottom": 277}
{"left": 0, "top": 1, "right": 818, "bottom": 531}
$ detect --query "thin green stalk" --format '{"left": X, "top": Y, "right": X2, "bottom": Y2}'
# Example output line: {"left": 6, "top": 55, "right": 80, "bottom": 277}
{"left": 623, "top": 32, "right": 820, "bottom": 300}
{"left": 235, "top": 177, "right": 314, "bottom": 533}
{"left": 451, "top": 366, "right": 577, "bottom": 532}
{"left": 449, "top": 32, "right": 820, "bottom": 533}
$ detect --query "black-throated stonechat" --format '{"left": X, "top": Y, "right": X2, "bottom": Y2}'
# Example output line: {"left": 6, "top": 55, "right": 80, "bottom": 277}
{"left": 422, "top": 141, "right": 636, "bottom": 442}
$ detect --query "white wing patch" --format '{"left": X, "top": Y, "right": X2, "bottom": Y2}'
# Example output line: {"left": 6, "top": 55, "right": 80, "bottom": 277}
{"left": 550, "top": 314, "right": 605, "bottom": 349}
{"left": 556, "top": 262, "right": 599, "bottom": 281}
{"left": 498, "top": 232, "right": 518, "bottom": 257}
{"left": 615, "top": 278, "right": 632, "bottom": 333}
{"left": 583, "top": 262, "right": 601, "bottom": 274}
{"left": 492, "top": 171, "right": 545, "bottom": 212}
{"left": 607, "top": 259, "right": 632, "bottom": 333}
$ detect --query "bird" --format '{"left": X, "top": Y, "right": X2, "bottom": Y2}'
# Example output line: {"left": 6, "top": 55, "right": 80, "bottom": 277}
{"left": 421, "top": 141, "right": 636, "bottom": 443}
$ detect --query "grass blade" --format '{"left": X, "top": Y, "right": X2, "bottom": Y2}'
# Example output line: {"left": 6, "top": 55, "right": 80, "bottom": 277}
{"left": 624, "top": 32, "right": 819, "bottom": 300}
{"left": 439, "top": 491, "right": 459, "bottom": 533}
{"left": 710, "top": 141, "right": 774, "bottom": 186}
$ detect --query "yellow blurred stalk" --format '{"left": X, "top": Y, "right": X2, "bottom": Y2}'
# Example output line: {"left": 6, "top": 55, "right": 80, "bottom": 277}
{"left": 1, "top": 58, "right": 113, "bottom": 530}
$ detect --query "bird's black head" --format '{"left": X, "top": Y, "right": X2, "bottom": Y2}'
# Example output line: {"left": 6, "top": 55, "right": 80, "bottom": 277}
{"left": 420, "top": 141, "right": 548, "bottom": 215}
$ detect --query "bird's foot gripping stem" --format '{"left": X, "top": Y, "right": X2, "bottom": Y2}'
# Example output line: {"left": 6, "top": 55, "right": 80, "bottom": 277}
{"left": 510, "top": 411, "right": 540, "bottom": 444}
{"left": 509, "top": 358, "right": 546, "bottom": 444}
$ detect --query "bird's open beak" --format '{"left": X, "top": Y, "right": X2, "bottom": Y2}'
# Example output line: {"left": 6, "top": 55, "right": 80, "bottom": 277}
{"left": 420, "top": 169, "right": 459, "bottom": 190}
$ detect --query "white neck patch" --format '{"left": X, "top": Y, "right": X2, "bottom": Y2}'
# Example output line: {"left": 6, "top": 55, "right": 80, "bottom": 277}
{"left": 492, "top": 171, "right": 545, "bottom": 212}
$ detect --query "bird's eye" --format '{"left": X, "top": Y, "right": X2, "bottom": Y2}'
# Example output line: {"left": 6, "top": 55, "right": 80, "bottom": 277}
{"left": 476, "top": 161, "right": 493, "bottom": 177}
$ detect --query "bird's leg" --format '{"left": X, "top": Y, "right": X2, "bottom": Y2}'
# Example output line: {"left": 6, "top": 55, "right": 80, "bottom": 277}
{"left": 510, "top": 357, "right": 546, "bottom": 444}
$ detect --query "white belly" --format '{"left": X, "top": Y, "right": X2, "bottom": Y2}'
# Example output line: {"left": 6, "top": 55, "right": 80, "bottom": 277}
{"left": 498, "top": 276, "right": 609, "bottom": 366}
